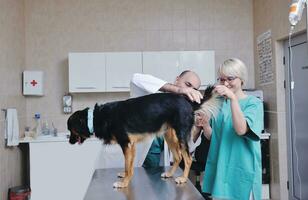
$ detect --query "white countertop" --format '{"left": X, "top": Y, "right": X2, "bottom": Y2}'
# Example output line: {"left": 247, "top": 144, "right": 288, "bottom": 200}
{"left": 19, "top": 132, "right": 99, "bottom": 143}
{"left": 20, "top": 132, "right": 271, "bottom": 143}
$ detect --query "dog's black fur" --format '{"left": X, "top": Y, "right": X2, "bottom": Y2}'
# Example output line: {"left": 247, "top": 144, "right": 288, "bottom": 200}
{"left": 68, "top": 86, "right": 215, "bottom": 149}
{"left": 67, "top": 86, "right": 221, "bottom": 187}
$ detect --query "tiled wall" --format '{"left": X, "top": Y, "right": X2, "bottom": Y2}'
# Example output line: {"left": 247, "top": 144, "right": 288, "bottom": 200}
{"left": 253, "top": 0, "right": 306, "bottom": 199}
{"left": 0, "top": 0, "right": 26, "bottom": 199}
{"left": 24, "top": 0, "right": 255, "bottom": 132}
{"left": 1, "top": 1, "right": 304, "bottom": 199}
{"left": 0, "top": 0, "right": 256, "bottom": 199}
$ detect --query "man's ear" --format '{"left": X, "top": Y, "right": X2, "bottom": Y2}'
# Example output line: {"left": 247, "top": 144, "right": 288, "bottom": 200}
{"left": 175, "top": 76, "right": 180, "bottom": 84}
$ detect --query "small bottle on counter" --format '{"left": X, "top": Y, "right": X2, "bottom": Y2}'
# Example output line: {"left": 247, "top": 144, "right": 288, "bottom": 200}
{"left": 33, "top": 113, "right": 42, "bottom": 137}
{"left": 41, "top": 118, "right": 50, "bottom": 135}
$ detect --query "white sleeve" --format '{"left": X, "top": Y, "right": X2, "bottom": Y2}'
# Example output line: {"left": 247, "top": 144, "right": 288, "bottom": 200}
{"left": 188, "top": 133, "right": 202, "bottom": 153}
{"left": 131, "top": 73, "right": 167, "bottom": 94}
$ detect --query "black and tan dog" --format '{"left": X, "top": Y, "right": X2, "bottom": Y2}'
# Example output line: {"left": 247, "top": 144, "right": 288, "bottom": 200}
{"left": 67, "top": 86, "right": 222, "bottom": 188}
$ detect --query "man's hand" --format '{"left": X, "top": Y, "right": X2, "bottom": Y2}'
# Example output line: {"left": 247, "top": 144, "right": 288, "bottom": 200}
{"left": 178, "top": 87, "right": 203, "bottom": 104}
{"left": 160, "top": 83, "right": 203, "bottom": 103}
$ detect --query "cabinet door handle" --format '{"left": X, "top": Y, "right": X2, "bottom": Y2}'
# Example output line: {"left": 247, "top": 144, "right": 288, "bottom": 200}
{"left": 75, "top": 87, "right": 97, "bottom": 89}
{"left": 112, "top": 86, "right": 129, "bottom": 89}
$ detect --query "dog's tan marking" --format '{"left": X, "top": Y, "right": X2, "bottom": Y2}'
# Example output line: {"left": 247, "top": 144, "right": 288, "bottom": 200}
{"left": 175, "top": 143, "right": 192, "bottom": 184}
{"left": 161, "top": 126, "right": 192, "bottom": 184}
{"left": 113, "top": 123, "right": 193, "bottom": 187}
{"left": 109, "top": 136, "right": 118, "bottom": 144}
{"left": 127, "top": 134, "right": 151, "bottom": 143}
{"left": 113, "top": 141, "right": 136, "bottom": 188}
{"left": 161, "top": 127, "right": 181, "bottom": 178}
{"left": 126, "top": 123, "right": 169, "bottom": 143}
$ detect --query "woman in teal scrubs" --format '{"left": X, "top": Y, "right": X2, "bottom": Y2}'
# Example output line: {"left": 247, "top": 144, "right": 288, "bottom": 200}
{"left": 202, "top": 58, "right": 263, "bottom": 200}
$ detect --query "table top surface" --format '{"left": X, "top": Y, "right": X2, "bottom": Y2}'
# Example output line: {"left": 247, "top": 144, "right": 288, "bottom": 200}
{"left": 84, "top": 167, "right": 204, "bottom": 200}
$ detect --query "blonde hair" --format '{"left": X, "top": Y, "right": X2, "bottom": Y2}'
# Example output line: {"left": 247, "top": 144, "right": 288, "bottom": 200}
{"left": 218, "top": 58, "right": 247, "bottom": 85}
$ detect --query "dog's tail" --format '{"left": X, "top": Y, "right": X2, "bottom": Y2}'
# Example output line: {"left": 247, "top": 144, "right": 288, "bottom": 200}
{"left": 194, "top": 85, "right": 223, "bottom": 120}
{"left": 189, "top": 86, "right": 223, "bottom": 144}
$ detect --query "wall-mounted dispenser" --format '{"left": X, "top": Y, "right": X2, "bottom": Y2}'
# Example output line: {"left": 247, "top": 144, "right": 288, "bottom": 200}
{"left": 63, "top": 94, "right": 72, "bottom": 114}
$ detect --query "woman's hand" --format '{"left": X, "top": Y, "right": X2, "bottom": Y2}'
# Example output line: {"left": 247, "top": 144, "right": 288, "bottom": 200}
{"left": 195, "top": 112, "right": 212, "bottom": 140}
{"left": 195, "top": 112, "right": 209, "bottom": 127}
{"left": 214, "top": 85, "right": 236, "bottom": 100}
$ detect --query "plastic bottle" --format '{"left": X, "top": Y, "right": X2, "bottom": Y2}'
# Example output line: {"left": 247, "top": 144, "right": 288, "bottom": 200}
{"left": 34, "top": 113, "right": 42, "bottom": 137}
{"left": 289, "top": 0, "right": 306, "bottom": 26}
{"left": 41, "top": 118, "right": 50, "bottom": 135}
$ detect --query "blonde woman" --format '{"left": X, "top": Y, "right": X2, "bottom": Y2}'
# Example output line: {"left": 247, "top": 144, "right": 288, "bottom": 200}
{"left": 202, "top": 58, "right": 263, "bottom": 200}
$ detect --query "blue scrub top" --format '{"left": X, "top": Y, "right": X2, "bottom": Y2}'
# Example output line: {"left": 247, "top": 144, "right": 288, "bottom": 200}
{"left": 202, "top": 95, "right": 264, "bottom": 200}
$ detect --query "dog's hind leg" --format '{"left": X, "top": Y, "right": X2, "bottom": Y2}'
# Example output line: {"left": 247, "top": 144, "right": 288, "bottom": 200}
{"left": 113, "top": 141, "right": 136, "bottom": 188}
{"left": 174, "top": 144, "right": 192, "bottom": 184}
{"left": 161, "top": 127, "right": 182, "bottom": 179}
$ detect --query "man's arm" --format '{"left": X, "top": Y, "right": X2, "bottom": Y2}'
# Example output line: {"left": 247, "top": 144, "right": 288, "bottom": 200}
{"left": 131, "top": 73, "right": 202, "bottom": 103}
{"left": 131, "top": 73, "right": 167, "bottom": 94}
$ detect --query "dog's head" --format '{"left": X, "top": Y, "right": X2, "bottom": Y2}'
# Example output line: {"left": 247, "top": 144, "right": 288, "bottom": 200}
{"left": 67, "top": 108, "right": 91, "bottom": 145}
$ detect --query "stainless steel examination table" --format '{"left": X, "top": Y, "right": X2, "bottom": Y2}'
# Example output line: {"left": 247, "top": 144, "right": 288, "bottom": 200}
{"left": 84, "top": 167, "right": 204, "bottom": 200}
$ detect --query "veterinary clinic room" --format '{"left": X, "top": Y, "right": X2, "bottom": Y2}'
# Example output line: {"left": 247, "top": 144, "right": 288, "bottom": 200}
{"left": 1, "top": 0, "right": 308, "bottom": 200}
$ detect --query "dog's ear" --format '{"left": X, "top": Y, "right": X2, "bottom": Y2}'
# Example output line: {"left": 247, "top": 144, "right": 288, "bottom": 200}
{"left": 82, "top": 107, "right": 89, "bottom": 113}
{"left": 94, "top": 103, "right": 104, "bottom": 111}
{"left": 67, "top": 108, "right": 89, "bottom": 133}
{"left": 79, "top": 108, "right": 89, "bottom": 127}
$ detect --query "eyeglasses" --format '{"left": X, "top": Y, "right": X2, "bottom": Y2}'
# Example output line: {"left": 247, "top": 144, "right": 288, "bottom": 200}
{"left": 217, "top": 76, "right": 238, "bottom": 83}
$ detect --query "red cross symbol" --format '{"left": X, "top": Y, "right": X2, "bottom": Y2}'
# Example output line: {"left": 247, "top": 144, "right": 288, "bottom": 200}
{"left": 30, "top": 80, "right": 38, "bottom": 86}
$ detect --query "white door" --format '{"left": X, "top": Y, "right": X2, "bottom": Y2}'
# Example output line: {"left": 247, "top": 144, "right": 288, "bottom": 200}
{"left": 105, "top": 52, "right": 142, "bottom": 92}
{"left": 284, "top": 33, "right": 308, "bottom": 200}
{"left": 69, "top": 53, "right": 106, "bottom": 93}
{"left": 142, "top": 51, "right": 180, "bottom": 83}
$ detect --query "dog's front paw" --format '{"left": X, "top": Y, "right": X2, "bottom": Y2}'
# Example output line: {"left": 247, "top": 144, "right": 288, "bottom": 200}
{"left": 175, "top": 176, "right": 187, "bottom": 184}
{"left": 113, "top": 181, "right": 128, "bottom": 188}
{"left": 161, "top": 172, "right": 172, "bottom": 178}
{"left": 117, "top": 172, "right": 126, "bottom": 178}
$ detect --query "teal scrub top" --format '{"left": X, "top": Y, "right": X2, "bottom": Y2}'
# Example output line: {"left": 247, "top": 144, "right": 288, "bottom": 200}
{"left": 202, "top": 95, "right": 264, "bottom": 200}
{"left": 142, "top": 136, "right": 164, "bottom": 168}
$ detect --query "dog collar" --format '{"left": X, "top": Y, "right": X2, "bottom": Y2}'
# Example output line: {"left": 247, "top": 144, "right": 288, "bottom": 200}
{"left": 87, "top": 108, "right": 94, "bottom": 135}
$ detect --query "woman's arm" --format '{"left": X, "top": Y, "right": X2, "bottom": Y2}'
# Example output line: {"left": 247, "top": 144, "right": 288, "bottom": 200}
{"left": 229, "top": 97, "right": 248, "bottom": 135}
{"left": 214, "top": 85, "right": 248, "bottom": 136}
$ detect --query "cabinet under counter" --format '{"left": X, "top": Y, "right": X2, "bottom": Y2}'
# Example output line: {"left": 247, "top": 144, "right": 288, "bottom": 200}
{"left": 20, "top": 135, "right": 153, "bottom": 200}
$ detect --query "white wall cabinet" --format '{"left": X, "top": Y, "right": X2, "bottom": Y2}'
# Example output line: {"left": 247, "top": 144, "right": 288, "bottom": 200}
{"left": 143, "top": 51, "right": 215, "bottom": 90}
{"left": 69, "top": 53, "right": 106, "bottom": 92}
{"left": 179, "top": 51, "right": 215, "bottom": 89}
{"left": 142, "top": 51, "right": 180, "bottom": 83}
{"left": 105, "top": 52, "right": 142, "bottom": 92}
{"left": 69, "top": 51, "right": 215, "bottom": 92}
